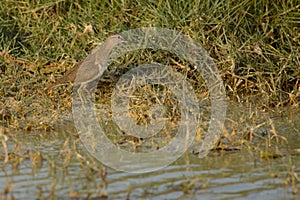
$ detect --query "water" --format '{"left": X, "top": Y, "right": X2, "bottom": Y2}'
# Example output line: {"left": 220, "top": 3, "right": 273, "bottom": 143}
{"left": 1, "top": 104, "right": 300, "bottom": 199}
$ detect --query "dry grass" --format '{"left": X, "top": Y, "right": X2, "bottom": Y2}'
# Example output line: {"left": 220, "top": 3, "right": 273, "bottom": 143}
{"left": 0, "top": 0, "right": 299, "bottom": 132}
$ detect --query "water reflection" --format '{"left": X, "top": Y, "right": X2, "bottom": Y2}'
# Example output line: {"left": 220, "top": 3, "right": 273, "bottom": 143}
{"left": 1, "top": 104, "right": 300, "bottom": 199}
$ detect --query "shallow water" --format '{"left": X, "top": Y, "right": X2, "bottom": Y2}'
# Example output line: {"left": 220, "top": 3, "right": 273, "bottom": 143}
{"left": 1, "top": 104, "right": 300, "bottom": 200}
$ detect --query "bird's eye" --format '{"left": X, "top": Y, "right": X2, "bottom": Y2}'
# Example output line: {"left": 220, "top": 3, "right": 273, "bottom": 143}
{"left": 117, "top": 35, "right": 124, "bottom": 40}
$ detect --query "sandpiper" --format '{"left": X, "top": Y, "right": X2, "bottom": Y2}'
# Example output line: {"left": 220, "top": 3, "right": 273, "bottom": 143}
{"left": 46, "top": 34, "right": 125, "bottom": 91}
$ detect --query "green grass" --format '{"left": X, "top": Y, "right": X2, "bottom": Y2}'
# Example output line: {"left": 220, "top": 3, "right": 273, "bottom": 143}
{"left": 0, "top": 0, "right": 299, "bottom": 131}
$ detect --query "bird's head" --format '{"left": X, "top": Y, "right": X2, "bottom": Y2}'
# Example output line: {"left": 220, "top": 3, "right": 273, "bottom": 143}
{"left": 107, "top": 34, "right": 126, "bottom": 46}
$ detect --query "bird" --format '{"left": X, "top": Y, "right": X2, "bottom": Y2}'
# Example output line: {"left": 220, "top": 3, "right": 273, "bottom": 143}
{"left": 46, "top": 34, "right": 125, "bottom": 91}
